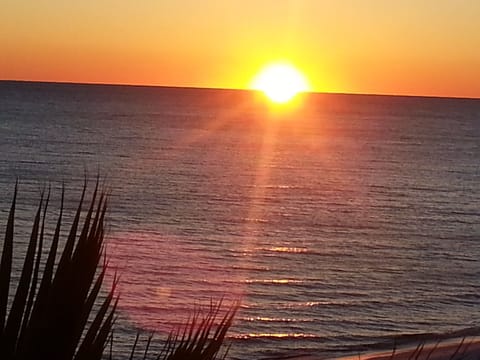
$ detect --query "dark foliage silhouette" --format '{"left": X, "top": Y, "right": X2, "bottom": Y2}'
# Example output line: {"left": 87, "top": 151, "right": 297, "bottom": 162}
{"left": 0, "top": 181, "right": 237, "bottom": 360}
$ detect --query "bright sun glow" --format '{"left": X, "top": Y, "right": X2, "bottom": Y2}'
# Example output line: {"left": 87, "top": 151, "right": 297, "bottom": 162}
{"left": 252, "top": 63, "right": 310, "bottom": 103}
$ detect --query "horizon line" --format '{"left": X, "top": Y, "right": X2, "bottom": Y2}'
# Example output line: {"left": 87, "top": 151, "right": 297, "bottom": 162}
{"left": 1, "top": 79, "right": 479, "bottom": 101}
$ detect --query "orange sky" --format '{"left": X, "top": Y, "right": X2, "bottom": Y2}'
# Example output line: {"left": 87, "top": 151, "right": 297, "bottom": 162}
{"left": 1, "top": 0, "right": 479, "bottom": 98}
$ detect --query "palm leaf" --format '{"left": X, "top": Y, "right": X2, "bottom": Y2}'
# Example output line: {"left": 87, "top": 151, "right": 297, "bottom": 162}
{"left": 0, "top": 181, "right": 116, "bottom": 360}
{"left": 1, "top": 180, "right": 238, "bottom": 360}
{"left": 0, "top": 181, "right": 17, "bottom": 334}
{"left": 17, "top": 189, "right": 50, "bottom": 348}
{"left": 1, "top": 191, "right": 43, "bottom": 357}
{"left": 162, "top": 301, "right": 238, "bottom": 360}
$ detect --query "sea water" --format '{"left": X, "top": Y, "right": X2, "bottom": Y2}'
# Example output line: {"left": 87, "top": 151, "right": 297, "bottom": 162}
{"left": 0, "top": 81, "right": 479, "bottom": 359}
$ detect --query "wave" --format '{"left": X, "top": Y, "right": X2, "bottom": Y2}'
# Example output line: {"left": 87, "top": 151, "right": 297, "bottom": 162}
{"left": 227, "top": 327, "right": 480, "bottom": 360}
{"left": 334, "top": 326, "right": 480, "bottom": 355}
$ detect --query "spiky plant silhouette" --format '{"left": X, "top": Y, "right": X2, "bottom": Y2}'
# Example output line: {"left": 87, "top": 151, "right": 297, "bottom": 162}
{"left": 0, "top": 181, "right": 115, "bottom": 360}
{"left": 0, "top": 181, "right": 237, "bottom": 360}
{"left": 129, "top": 301, "right": 237, "bottom": 360}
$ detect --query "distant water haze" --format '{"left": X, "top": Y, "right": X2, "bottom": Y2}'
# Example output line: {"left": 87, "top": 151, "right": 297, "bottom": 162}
{"left": 0, "top": 81, "right": 479, "bottom": 360}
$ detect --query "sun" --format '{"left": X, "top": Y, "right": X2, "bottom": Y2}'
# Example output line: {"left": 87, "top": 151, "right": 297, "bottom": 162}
{"left": 251, "top": 63, "right": 310, "bottom": 103}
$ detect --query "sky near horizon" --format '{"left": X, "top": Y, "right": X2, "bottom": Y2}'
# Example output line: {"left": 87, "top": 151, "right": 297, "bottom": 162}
{"left": 1, "top": 0, "right": 479, "bottom": 98}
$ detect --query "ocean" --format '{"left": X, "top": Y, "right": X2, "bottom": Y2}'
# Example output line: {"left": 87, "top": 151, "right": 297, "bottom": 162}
{"left": 0, "top": 80, "right": 479, "bottom": 360}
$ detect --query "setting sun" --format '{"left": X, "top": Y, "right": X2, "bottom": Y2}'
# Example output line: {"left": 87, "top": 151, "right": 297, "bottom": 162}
{"left": 251, "top": 63, "right": 310, "bottom": 103}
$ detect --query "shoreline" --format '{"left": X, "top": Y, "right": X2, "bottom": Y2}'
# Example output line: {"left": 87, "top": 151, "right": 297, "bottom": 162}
{"left": 351, "top": 337, "right": 480, "bottom": 360}
{"left": 280, "top": 337, "right": 480, "bottom": 360}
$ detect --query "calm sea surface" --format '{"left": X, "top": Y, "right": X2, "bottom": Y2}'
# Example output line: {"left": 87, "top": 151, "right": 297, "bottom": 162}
{"left": 0, "top": 81, "right": 479, "bottom": 359}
